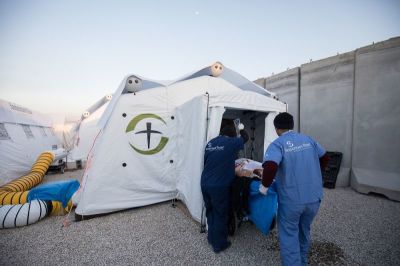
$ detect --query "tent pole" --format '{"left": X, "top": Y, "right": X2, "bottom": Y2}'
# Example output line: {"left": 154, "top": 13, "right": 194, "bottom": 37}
{"left": 200, "top": 92, "right": 210, "bottom": 233}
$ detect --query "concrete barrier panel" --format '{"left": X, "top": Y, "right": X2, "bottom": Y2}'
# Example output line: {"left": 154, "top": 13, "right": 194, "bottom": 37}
{"left": 300, "top": 52, "right": 355, "bottom": 187}
{"left": 265, "top": 68, "right": 300, "bottom": 131}
{"left": 254, "top": 78, "right": 266, "bottom": 88}
{"left": 351, "top": 38, "right": 400, "bottom": 200}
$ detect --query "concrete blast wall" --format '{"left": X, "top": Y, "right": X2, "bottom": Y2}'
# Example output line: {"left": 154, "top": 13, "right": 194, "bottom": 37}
{"left": 264, "top": 68, "right": 300, "bottom": 132}
{"left": 255, "top": 37, "right": 400, "bottom": 198}
{"left": 351, "top": 40, "right": 400, "bottom": 200}
{"left": 300, "top": 52, "right": 354, "bottom": 187}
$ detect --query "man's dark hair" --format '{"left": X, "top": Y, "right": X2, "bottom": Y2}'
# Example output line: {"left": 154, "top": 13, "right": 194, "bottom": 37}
{"left": 273, "top": 112, "right": 294, "bottom": 130}
{"left": 220, "top": 125, "right": 237, "bottom": 137}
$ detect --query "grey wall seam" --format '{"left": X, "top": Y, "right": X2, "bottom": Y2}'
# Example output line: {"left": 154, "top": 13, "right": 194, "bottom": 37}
{"left": 298, "top": 67, "right": 301, "bottom": 133}
{"left": 350, "top": 50, "right": 357, "bottom": 176}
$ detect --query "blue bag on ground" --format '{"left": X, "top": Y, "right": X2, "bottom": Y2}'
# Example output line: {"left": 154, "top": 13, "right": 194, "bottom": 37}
{"left": 28, "top": 180, "right": 80, "bottom": 207}
{"left": 248, "top": 180, "right": 278, "bottom": 235}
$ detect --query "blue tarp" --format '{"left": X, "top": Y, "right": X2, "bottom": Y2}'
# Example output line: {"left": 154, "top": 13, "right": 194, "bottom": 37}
{"left": 248, "top": 180, "right": 278, "bottom": 235}
{"left": 28, "top": 180, "right": 80, "bottom": 207}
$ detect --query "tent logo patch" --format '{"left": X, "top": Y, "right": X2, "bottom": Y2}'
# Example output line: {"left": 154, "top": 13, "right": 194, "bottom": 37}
{"left": 126, "top": 113, "right": 169, "bottom": 155}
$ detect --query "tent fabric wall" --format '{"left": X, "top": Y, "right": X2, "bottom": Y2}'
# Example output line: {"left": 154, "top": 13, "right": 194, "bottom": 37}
{"left": 54, "top": 122, "right": 78, "bottom": 151}
{"left": 175, "top": 96, "right": 208, "bottom": 220}
{"left": 97, "top": 76, "right": 165, "bottom": 130}
{"left": 51, "top": 114, "right": 80, "bottom": 151}
{"left": 75, "top": 68, "right": 286, "bottom": 220}
{"left": 0, "top": 99, "right": 61, "bottom": 185}
{"left": 49, "top": 95, "right": 112, "bottom": 168}
{"left": 0, "top": 99, "right": 53, "bottom": 127}
{"left": 77, "top": 87, "right": 177, "bottom": 215}
{"left": 207, "top": 106, "right": 226, "bottom": 142}
{"left": 70, "top": 102, "right": 109, "bottom": 162}
{"left": 0, "top": 124, "right": 60, "bottom": 185}
{"left": 264, "top": 112, "right": 279, "bottom": 154}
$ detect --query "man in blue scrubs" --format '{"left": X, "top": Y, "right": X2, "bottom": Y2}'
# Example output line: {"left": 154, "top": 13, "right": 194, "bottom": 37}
{"left": 201, "top": 124, "right": 248, "bottom": 253}
{"left": 259, "top": 112, "right": 328, "bottom": 265}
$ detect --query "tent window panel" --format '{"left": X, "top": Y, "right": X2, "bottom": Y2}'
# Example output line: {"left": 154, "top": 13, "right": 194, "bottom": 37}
{"left": 50, "top": 128, "right": 55, "bottom": 136}
{"left": 40, "top": 127, "right": 47, "bottom": 137}
{"left": 0, "top": 123, "right": 11, "bottom": 140}
{"left": 22, "top": 124, "right": 34, "bottom": 139}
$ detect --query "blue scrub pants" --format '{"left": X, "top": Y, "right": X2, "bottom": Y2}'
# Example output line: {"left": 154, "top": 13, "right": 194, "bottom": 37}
{"left": 201, "top": 185, "right": 230, "bottom": 252}
{"left": 278, "top": 201, "right": 320, "bottom": 266}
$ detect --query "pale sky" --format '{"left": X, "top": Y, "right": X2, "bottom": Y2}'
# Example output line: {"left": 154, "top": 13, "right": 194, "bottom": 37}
{"left": 0, "top": 0, "right": 399, "bottom": 116}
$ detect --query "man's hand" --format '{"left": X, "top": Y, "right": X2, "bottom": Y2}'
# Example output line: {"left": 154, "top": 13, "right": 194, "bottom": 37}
{"left": 259, "top": 183, "right": 268, "bottom": 195}
{"left": 253, "top": 169, "right": 263, "bottom": 178}
{"left": 235, "top": 164, "right": 254, "bottom": 177}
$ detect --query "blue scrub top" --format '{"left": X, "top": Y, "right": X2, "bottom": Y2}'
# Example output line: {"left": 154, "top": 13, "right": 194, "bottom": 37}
{"left": 263, "top": 131, "right": 325, "bottom": 204}
{"left": 201, "top": 135, "right": 244, "bottom": 187}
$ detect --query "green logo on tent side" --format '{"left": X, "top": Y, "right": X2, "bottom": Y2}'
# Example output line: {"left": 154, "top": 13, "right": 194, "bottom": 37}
{"left": 126, "top": 113, "right": 169, "bottom": 155}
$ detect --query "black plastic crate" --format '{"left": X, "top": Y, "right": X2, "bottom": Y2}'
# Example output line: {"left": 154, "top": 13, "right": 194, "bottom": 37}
{"left": 321, "top": 151, "right": 343, "bottom": 189}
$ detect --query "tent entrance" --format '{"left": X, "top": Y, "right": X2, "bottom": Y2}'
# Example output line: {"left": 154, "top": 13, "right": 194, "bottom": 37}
{"left": 220, "top": 109, "right": 269, "bottom": 162}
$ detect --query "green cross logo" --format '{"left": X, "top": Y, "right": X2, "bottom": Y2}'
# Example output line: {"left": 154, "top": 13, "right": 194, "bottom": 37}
{"left": 126, "top": 113, "right": 169, "bottom": 155}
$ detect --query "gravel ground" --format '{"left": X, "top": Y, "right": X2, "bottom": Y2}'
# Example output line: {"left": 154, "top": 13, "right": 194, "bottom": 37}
{"left": 1, "top": 169, "right": 399, "bottom": 265}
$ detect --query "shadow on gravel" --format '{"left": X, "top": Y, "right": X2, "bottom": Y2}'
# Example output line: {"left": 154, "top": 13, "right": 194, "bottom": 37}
{"left": 265, "top": 231, "right": 347, "bottom": 265}
{"left": 309, "top": 241, "right": 346, "bottom": 265}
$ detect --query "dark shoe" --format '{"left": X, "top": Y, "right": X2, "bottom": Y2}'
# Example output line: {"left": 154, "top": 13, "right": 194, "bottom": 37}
{"left": 213, "top": 241, "right": 231, "bottom": 253}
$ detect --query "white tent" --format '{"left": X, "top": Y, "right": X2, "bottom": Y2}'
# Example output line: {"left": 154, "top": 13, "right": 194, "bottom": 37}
{"left": 75, "top": 62, "right": 287, "bottom": 221}
{"left": 67, "top": 95, "right": 112, "bottom": 167}
{"left": 49, "top": 95, "right": 112, "bottom": 169}
{"left": 51, "top": 114, "right": 80, "bottom": 151}
{"left": 0, "top": 99, "right": 62, "bottom": 185}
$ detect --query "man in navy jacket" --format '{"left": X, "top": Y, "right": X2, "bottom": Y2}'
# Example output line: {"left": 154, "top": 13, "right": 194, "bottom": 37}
{"left": 201, "top": 124, "right": 248, "bottom": 253}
